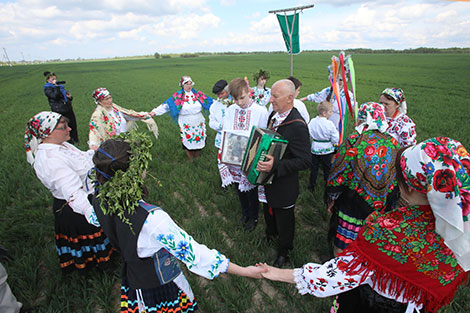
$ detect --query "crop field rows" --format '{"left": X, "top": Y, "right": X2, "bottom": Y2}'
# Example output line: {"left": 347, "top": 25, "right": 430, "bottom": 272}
{"left": 0, "top": 53, "right": 468, "bottom": 312}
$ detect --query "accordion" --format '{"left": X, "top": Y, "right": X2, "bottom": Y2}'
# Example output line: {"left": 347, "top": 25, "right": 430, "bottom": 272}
{"left": 241, "top": 126, "right": 288, "bottom": 185}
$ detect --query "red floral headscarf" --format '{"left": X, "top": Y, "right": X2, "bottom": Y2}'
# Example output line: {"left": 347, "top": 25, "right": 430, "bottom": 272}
{"left": 24, "top": 111, "right": 62, "bottom": 165}
{"left": 92, "top": 87, "right": 111, "bottom": 104}
{"left": 400, "top": 137, "right": 470, "bottom": 270}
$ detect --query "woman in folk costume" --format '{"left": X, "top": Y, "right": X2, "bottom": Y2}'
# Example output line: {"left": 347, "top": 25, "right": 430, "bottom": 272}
{"left": 92, "top": 134, "right": 265, "bottom": 313}
{"left": 259, "top": 137, "right": 470, "bottom": 313}
{"left": 326, "top": 102, "right": 401, "bottom": 255}
{"left": 379, "top": 87, "right": 417, "bottom": 147}
{"left": 89, "top": 87, "right": 158, "bottom": 151}
{"left": 24, "top": 112, "right": 114, "bottom": 272}
{"left": 150, "top": 76, "right": 213, "bottom": 162}
{"left": 251, "top": 69, "right": 271, "bottom": 107}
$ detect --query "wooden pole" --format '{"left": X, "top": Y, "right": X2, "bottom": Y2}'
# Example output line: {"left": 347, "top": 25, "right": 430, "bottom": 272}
{"left": 269, "top": 4, "right": 314, "bottom": 76}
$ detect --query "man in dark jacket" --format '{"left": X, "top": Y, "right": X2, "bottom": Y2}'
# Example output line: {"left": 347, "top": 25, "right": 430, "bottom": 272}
{"left": 43, "top": 71, "right": 79, "bottom": 143}
{"left": 257, "top": 79, "right": 311, "bottom": 267}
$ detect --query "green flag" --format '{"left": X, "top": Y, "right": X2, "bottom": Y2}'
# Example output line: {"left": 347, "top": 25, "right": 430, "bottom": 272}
{"left": 276, "top": 13, "right": 300, "bottom": 54}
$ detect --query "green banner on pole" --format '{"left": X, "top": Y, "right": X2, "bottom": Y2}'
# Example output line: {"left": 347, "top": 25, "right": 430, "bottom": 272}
{"left": 276, "top": 13, "right": 300, "bottom": 54}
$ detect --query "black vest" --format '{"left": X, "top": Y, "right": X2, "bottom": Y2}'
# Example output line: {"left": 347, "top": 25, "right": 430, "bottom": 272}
{"left": 93, "top": 196, "right": 165, "bottom": 290}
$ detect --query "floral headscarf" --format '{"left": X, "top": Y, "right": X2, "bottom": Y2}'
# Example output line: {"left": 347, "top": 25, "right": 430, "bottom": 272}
{"left": 355, "top": 102, "right": 388, "bottom": 134}
{"left": 382, "top": 87, "right": 407, "bottom": 114}
{"left": 92, "top": 87, "right": 111, "bottom": 105}
{"left": 400, "top": 137, "right": 470, "bottom": 271}
{"left": 179, "top": 76, "right": 194, "bottom": 87}
{"left": 24, "top": 111, "right": 62, "bottom": 165}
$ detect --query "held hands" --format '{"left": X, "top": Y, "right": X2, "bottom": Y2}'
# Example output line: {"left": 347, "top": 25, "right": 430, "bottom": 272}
{"left": 242, "top": 265, "right": 268, "bottom": 279}
{"left": 256, "top": 155, "right": 274, "bottom": 173}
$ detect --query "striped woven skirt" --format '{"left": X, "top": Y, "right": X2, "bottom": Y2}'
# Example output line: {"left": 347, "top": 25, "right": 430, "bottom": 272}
{"left": 53, "top": 197, "right": 115, "bottom": 272}
{"left": 121, "top": 277, "right": 198, "bottom": 313}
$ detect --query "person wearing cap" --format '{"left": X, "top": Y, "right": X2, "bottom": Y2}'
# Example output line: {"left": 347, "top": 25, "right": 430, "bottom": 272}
{"left": 209, "top": 79, "right": 233, "bottom": 148}
{"left": 88, "top": 87, "right": 158, "bottom": 151}
{"left": 259, "top": 137, "right": 470, "bottom": 313}
{"left": 379, "top": 87, "right": 417, "bottom": 147}
{"left": 24, "top": 112, "right": 115, "bottom": 273}
{"left": 150, "top": 76, "right": 213, "bottom": 162}
{"left": 251, "top": 69, "right": 271, "bottom": 107}
{"left": 301, "top": 76, "right": 355, "bottom": 131}
{"left": 43, "top": 71, "right": 79, "bottom": 144}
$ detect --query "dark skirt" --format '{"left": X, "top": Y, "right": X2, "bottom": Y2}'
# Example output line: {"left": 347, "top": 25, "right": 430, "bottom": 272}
{"left": 120, "top": 277, "right": 198, "bottom": 313}
{"left": 53, "top": 197, "right": 114, "bottom": 272}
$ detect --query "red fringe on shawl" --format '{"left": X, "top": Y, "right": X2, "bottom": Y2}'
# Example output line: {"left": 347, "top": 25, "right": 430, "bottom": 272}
{"left": 339, "top": 247, "right": 469, "bottom": 313}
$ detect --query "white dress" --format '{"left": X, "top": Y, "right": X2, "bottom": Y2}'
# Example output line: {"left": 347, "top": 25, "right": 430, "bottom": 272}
{"left": 152, "top": 91, "right": 206, "bottom": 150}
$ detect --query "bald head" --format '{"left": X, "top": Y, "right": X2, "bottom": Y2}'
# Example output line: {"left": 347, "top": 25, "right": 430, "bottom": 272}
{"left": 270, "top": 79, "right": 295, "bottom": 113}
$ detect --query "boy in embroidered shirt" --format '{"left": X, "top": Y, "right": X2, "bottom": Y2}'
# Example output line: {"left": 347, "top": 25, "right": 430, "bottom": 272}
{"left": 308, "top": 101, "right": 339, "bottom": 190}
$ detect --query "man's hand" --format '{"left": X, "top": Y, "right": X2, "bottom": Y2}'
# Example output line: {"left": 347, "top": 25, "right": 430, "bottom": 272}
{"left": 257, "top": 155, "right": 274, "bottom": 172}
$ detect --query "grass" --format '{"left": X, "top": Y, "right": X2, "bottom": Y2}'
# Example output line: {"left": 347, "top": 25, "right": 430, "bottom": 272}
{"left": 0, "top": 52, "right": 469, "bottom": 312}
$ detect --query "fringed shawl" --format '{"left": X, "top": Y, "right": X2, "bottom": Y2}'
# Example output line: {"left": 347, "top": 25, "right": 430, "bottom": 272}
{"left": 89, "top": 104, "right": 158, "bottom": 146}
{"left": 341, "top": 205, "right": 469, "bottom": 313}
{"left": 165, "top": 88, "right": 213, "bottom": 122}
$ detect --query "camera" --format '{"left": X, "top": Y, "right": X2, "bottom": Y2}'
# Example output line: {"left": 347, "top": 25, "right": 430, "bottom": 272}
{"left": 56, "top": 81, "right": 66, "bottom": 84}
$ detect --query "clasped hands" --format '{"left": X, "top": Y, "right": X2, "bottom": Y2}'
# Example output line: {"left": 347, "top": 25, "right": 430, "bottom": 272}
{"left": 240, "top": 263, "right": 289, "bottom": 282}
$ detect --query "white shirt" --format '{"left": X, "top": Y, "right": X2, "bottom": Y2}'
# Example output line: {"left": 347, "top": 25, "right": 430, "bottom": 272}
{"left": 308, "top": 116, "right": 339, "bottom": 155}
{"left": 306, "top": 87, "right": 355, "bottom": 130}
{"left": 33, "top": 142, "right": 96, "bottom": 222}
{"left": 209, "top": 98, "right": 230, "bottom": 148}
{"left": 222, "top": 101, "right": 269, "bottom": 137}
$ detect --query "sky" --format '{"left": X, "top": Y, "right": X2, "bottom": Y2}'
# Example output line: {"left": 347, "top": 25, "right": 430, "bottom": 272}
{"left": 1, "top": 0, "right": 469, "bottom": 61}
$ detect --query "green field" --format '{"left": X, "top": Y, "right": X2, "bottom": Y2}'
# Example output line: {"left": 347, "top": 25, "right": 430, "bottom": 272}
{"left": 0, "top": 53, "right": 469, "bottom": 312}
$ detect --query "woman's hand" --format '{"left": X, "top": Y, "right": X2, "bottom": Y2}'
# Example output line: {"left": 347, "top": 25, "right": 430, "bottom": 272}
{"left": 256, "top": 263, "right": 295, "bottom": 283}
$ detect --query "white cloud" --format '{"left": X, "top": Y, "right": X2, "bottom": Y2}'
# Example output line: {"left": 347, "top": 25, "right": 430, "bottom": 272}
{"left": 149, "top": 13, "right": 220, "bottom": 40}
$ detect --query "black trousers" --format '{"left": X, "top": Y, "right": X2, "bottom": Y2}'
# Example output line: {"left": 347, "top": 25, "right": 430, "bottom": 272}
{"left": 236, "top": 186, "right": 259, "bottom": 221}
{"left": 309, "top": 152, "right": 334, "bottom": 188}
{"left": 263, "top": 203, "right": 295, "bottom": 256}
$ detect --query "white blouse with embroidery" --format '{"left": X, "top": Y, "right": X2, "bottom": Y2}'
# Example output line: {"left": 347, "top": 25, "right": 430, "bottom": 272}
{"left": 386, "top": 113, "right": 417, "bottom": 147}
{"left": 294, "top": 255, "right": 420, "bottom": 312}
{"left": 33, "top": 143, "right": 97, "bottom": 225}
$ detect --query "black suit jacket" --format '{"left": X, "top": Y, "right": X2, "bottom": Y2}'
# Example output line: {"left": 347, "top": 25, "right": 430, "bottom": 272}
{"left": 265, "top": 107, "right": 311, "bottom": 207}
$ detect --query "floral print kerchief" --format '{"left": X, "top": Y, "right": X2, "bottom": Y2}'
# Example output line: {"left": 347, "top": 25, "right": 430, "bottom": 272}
{"left": 355, "top": 102, "right": 388, "bottom": 134}
{"left": 24, "top": 111, "right": 62, "bottom": 165}
{"left": 92, "top": 87, "right": 111, "bottom": 104}
{"left": 382, "top": 87, "right": 407, "bottom": 114}
{"left": 401, "top": 137, "right": 470, "bottom": 271}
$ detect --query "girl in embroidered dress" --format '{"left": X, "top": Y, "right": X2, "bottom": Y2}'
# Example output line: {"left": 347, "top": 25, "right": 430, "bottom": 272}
{"left": 24, "top": 111, "right": 115, "bottom": 273}
{"left": 379, "top": 87, "right": 417, "bottom": 147}
{"left": 150, "top": 76, "right": 213, "bottom": 162}
{"left": 93, "top": 137, "right": 265, "bottom": 313}
{"left": 251, "top": 69, "right": 271, "bottom": 107}
{"left": 259, "top": 137, "right": 470, "bottom": 313}
{"left": 89, "top": 87, "right": 158, "bottom": 151}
